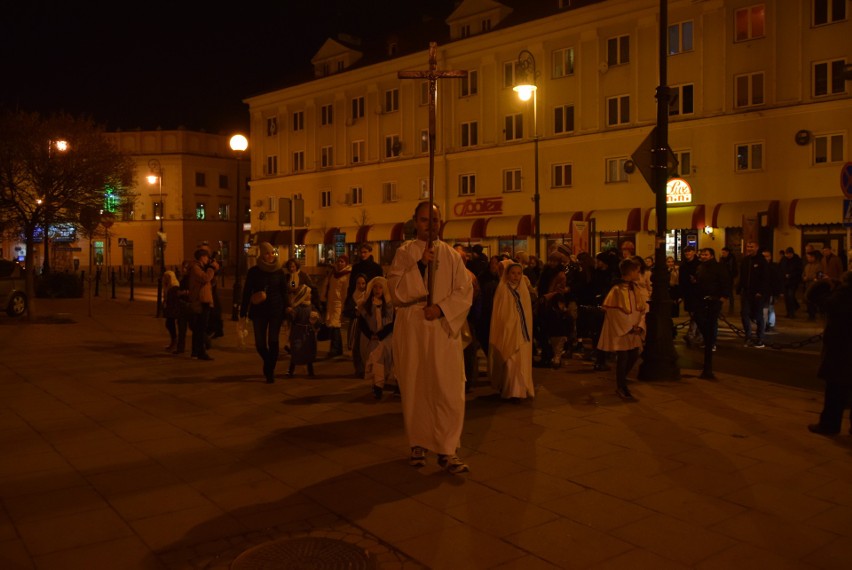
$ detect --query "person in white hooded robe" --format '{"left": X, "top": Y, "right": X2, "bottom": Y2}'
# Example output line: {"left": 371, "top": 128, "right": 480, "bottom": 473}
{"left": 387, "top": 201, "right": 473, "bottom": 474}
{"left": 488, "top": 260, "right": 535, "bottom": 400}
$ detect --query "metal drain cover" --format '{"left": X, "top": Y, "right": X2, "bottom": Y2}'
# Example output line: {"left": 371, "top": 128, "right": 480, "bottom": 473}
{"left": 231, "top": 537, "right": 374, "bottom": 569}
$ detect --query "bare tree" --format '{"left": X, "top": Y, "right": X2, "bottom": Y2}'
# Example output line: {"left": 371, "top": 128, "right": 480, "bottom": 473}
{"left": 0, "top": 111, "right": 135, "bottom": 319}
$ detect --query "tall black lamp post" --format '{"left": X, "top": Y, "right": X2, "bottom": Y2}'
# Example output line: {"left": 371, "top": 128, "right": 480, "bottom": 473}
{"left": 513, "top": 49, "right": 540, "bottom": 260}
{"left": 147, "top": 160, "right": 166, "bottom": 318}
{"left": 229, "top": 134, "right": 248, "bottom": 321}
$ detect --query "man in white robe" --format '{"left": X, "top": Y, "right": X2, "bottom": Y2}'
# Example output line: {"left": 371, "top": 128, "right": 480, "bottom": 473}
{"left": 388, "top": 202, "right": 473, "bottom": 473}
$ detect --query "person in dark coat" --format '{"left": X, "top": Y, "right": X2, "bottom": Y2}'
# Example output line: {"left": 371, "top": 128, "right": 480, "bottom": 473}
{"left": 779, "top": 247, "right": 803, "bottom": 318}
{"left": 719, "top": 247, "right": 738, "bottom": 314}
{"left": 474, "top": 256, "right": 502, "bottom": 355}
{"left": 737, "top": 240, "right": 771, "bottom": 348}
{"left": 678, "top": 246, "right": 702, "bottom": 346}
{"left": 346, "top": 243, "right": 383, "bottom": 304}
{"left": 286, "top": 282, "right": 319, "bottom": 378}
{"left": 693, "top": 247, "right": 730, "bottom": 378}
{"left": 240, "top": 242, "right": 290, "bottom": 383}
{"left": 466, "top": 244, "right": 489, "bottom": 279}
{"left": 807, "top": 271, "right": 852, "bottom": 435}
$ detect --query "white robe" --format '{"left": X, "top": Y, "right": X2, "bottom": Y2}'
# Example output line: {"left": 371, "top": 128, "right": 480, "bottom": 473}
{"left": 597, "top": 280, "right": 647, "bottom": 352}
{"left": 488, "top": 272, "right": 535, "bottom": 399}
{"left": 388, "top": 239, "right": 472, "bottom": 455}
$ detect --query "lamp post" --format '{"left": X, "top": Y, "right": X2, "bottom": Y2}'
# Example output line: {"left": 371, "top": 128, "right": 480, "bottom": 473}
{"left": 514, "top": 50, "right": 540, "bottom": 260}
{"left": 147, "top": 160, "right": 166, "bottom": 318}
{"left": 229, "top": 134, "right": 248, "bottom": 321}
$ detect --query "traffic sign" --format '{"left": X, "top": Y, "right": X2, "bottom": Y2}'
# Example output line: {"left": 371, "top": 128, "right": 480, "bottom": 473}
{"left": 118, "top": 237, "right": 128, "bottom": 247}
{"left": 841, "top": 162, "right": 852, "bottom": 199}
{"left": 631, "top": 127, "right": 678, "bottom": 193}
{"left": 844, "top": 199, "right": 852, "bottom": 228}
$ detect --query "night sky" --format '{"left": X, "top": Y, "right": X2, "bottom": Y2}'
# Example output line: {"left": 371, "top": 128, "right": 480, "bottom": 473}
{"left": 2, "top": 0, "right": 457, "bottom": 135}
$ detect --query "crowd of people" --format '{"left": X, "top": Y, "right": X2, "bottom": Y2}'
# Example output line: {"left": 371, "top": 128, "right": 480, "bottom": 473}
{"left": 159, "top": 230, "right": 850, "bottom": 472}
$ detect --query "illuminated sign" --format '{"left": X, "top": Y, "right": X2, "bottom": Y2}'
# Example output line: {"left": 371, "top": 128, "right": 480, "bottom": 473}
{"left": 453, "top": 197, "right": 503, "bottom": 217}
{"left": 666, "top": 177, "right": 692, "bottom": 204}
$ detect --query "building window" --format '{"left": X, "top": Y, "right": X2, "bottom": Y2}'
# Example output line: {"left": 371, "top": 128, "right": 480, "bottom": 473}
{"left": 420, "top": 81, "right": 430, "bottom": 105}
{"left": 461, "top": 121, "right": 478, "bottom": 147}
{"left": 384, "top": 88, "right": 399, "bottom": 113}
{"left": 814, "top": 0, "right": 847, "bottom": 25}
{"left": 673, "top": 150, "right": 692, "bottom": 177}
{"left": 195, "top": 203, "right": 207, "bottom": 220}
{"left": 385, "top": 135, "right": 401, "bottom": 158}
{"left": 292, "top": 111, "right": 304, "bottom": 131}
{"left": 321, "top": 146, "right": 333, "bottom": 168}
{"left": 321, "top": 104, "right": 333, "bottom": 125}
{"left": 153, "top": 201, "right": 164, "bottom": 221}
{"left": 218, "top": 174, "right": 228, "bottom": 189}
{"left": 814, "top": 133, "right": 844, "bottom": 164}
{"left": 351, "top": 140, "right": 365, "bottom": 164}
{"left": 552, "top": 47, "right": 575, "bottom": 78}
{"left": 460, "top": 70, "right": 478, "bottom": 96}
{"left": 505, "top": 114, "right": 524, "bottom": 141}
{"left": 503, "top": 169, "right": 522, "bottom": 192}
{"left": 481, "top": 19, "right": 491, "bottom": 32}
{"left": 420, "top": 129, "right": 429, "bottom": 153}
{"left": 350, "top": 186, "right": 363, "bottom": 206}
{"left": 554, "top": 105, "right": 575, "bottom": 134}
{"left": 668, "top": 21, "right": 694, "bottom": 55}
{"left": 321, "top": 190, "right": 332, "bottom": 208}
{"left": 382, "top": 181, "right": 398, "bottom": 203}
{"left": 121, "top": 202, "right": 134, "bottom": 221}
{"left": 351, "top": 96, "right": 365, "bottom": 120}
{"left": 606, "top": 158, "right": 629, "bottom": 183}
{"left": 419, "top": 179, "right": 429, "bottom": 199}
{"left": 813, "top": 59, "right": 847, "bottom": 97}
{"left": 735, "top": 142, "right": 764, "bottom": 171}
{"left": 460, "top": 23, "right": 471, "bottom": 38}
{"left": 606, "top": 95, "right": 630, "bottom": 126}
{"left": 735, "top": 4, "right": 765, "bottom": 42}
{"left": 218, "top": 204, "right": 230, "bottom": 220}
{"left": 459, "top": 174, "right": 476, "bottom": 196}
{"left": 607, "top": 35, "right": 630, "bottom": 66}
{"left": 293, "top": 151, "right": 305, "bottom": 172}
{"left": 552, "top": 163, "right": 573, "bottom": 187}
{"left": 503, "top": 60, "right": 522, "bottom": 88}
{"left": 194, "top": 172, "right": 206, "bottom": 187}
{"left": 669, "top": 84, "right": 695, "bottom": 115}
{"left": 265, "top": 155, "right": 278, "bottom": 175}
{"left": 735, "top": 72, "right": 765, "bottom": 107}
{"left": 266, "top": 116, "right": 278, "bottom": 136}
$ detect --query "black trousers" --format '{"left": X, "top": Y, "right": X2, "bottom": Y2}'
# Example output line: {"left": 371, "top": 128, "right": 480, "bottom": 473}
{"left": 252, "top": 313, "right": 284, "bottom": 378}
{"left": 819, "top": 381, "right": 852, "bottom": 432}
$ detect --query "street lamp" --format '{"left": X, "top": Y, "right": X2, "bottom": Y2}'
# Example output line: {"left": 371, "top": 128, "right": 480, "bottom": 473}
{"left": 229, "top": 134, "right": 248, "bottom": 321}
{"left": 514, "top": 49, "right": 540, "bottom": 259}
{"left": 147, "top": 159, "right": 166, "bottom": 318}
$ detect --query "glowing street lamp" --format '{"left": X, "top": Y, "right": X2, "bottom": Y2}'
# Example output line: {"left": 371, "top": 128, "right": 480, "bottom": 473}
{"left": 230, "top": 134, "right": 248, "bottom": 321}
{"left": 513, "top": 49, "right": 540, "bottom": 259}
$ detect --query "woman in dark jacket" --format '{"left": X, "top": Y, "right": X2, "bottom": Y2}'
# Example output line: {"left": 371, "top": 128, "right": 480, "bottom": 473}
{"left": 807, "top": 271, "right": 852, "bottom": 435}
{"left": 240, "top": 242, "right": 290, "bottom": 383}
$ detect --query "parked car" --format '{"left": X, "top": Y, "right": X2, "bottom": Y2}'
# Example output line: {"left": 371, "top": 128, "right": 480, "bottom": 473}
{"left": 0, "top": 260, "right": 27, "bottom": 317}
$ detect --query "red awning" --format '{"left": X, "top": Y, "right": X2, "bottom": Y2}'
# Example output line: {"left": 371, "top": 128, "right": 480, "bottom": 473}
{"left": 362, "top": 222, "right": 404, "bottom": 242}
{"left": 440, "top": 218, "right": 486, "bottom": 240}
{"left": 485, "top": 214, "right": 533, "bottom": 237}
{"left": 712, "top": 200, "right": 779, "bottom": 228}
{"left": 586, "top": 208, "right": 641, "bottom": 232}
{"left": 788, "top": 197, "right": 843, "bottom": 226}
{"left": 643, "top": 205, "right": 706, "bottom": 231}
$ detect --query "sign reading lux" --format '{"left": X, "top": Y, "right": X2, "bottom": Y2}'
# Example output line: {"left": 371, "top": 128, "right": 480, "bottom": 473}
{"left": 666, "top": 178, "right": 692, "bottom": 204}
{"left": 454, "top": 197, "right": 503, "bottom": 217}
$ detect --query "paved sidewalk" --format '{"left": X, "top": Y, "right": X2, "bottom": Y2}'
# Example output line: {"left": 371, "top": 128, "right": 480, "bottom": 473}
{"left": 0, "top": 291, "right": 850, "bottom": 569}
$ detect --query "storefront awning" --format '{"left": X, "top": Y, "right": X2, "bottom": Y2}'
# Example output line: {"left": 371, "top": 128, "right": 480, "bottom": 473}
{"left": 788, "top": 197, "right": 844, "bottom": 226}
{"left": 255, "top": 230, "right": 296, "bottom": 246}
{"left": 441, "top": 218, "right": 486, "bottom": 240}
{"left": 538, "top": 211, "right": 583, "bottom": 234}
{"left": 362, "top": 222, "right": 404, "bottom": 242}
{"left": 643, "top": 205, "right": 706, "bottom": 231}
{"left": 485, "top": 214, "right": 533, "bottom": 237}
{"left": 711, "top": 200, "right": 779, "bottom": 228}
{"left": 303, "top": 227, "right": 338, "bottom": 245}
{"left": 335, "top": 226, "right": 364, "bottom": 243}
{"left": 586, "top": 208, "right": 641, "bottom": 232}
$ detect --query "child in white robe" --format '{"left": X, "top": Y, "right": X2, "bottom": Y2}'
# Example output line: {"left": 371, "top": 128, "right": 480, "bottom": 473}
{"left": 488, "top": 260, "right": 535, "bottom": 401}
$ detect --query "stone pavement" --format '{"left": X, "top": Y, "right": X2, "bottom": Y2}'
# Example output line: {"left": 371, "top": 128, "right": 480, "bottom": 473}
{"left": 0, "top": 289, "right": 850, "bottom": 569}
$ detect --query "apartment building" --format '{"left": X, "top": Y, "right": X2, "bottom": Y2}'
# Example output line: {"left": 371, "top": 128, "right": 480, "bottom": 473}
{"left": 245, "top": 0, "right": 851, "bottom": 268}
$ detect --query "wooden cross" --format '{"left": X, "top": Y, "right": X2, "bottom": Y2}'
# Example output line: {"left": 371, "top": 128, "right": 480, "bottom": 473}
{"left": 398, "top": 42, "right": 467, "bottom": 304}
